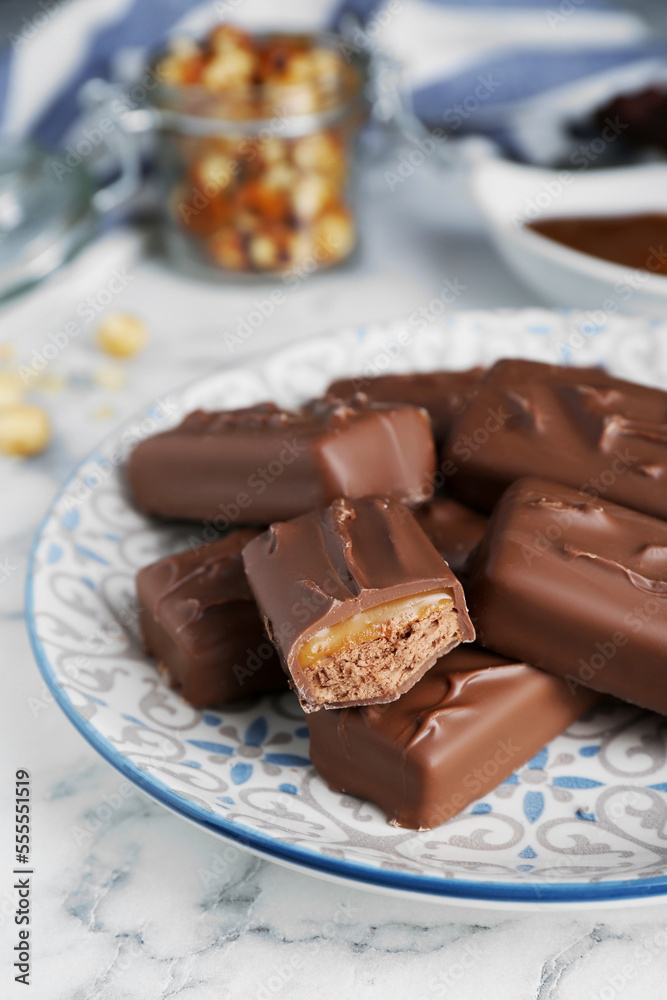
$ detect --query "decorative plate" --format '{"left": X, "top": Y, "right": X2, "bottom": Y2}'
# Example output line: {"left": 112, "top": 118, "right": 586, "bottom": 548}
{"left": 27, "top": 311, "right": 667, "bottom": 909}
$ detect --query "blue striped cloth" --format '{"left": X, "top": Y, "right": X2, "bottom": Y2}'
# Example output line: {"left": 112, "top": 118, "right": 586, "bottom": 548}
{"left": 1, "top": 0, "right": 664, "bottom": 164}
{"left": 332, "top": 0, "right": 667, "bottom": 162}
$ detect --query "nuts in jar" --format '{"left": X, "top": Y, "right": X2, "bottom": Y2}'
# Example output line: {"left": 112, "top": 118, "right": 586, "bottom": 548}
{"left": 152, "top": 26, "right": 364, "bottom": 276}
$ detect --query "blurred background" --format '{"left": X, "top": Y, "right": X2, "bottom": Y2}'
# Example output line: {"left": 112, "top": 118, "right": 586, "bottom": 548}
{"left": 3, "top": 0, "right": 667, "bottom": 460}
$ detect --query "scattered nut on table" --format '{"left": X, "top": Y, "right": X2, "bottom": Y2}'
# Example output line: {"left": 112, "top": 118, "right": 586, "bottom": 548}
{"left": 96, "top": 313, "right": 148, "bottom": 358}
{"left": 0, "top": 370, "right": 25, "bottom": 408}
{"left": 93, "top": 364, "right": 127, "bottom": 393}
{"left": 0, "top": 405, "right": 50, "bottom": 456}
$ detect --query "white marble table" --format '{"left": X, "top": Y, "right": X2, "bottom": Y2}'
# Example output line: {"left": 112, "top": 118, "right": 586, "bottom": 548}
{"left": 3, "top": 154, "right": 667, "bottom": 1000}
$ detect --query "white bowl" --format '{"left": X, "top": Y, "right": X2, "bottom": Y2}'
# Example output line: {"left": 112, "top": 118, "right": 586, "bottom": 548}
{"left": 470, "top": 155, "right": 667, "bottom": 312}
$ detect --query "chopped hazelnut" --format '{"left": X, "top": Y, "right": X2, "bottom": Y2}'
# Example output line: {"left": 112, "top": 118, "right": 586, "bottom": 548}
{"left": 208, "top": 228, "right": 247, "bottom": 270}
{"left": 193, "top": 153, "right": 236, "bottom": 192}
{"left": 93, "top": 364, "right": 127, "bottom": 393}
{"left": 292, "top": 132, "right": 342, "bottom": 173}
{"left": 0, "top": 371, "right": 24, "bottom": 409}
{"left": 260, "top": 137, "right": 288, "bottom": 165}
{"left": 292, "top": 173, "right": 333, "bottom": 221}
{"left": 96, "top": 313, "right": 148, "bottom": 359}
{"left": 0, "top": 405, "right": 50, "bottom": 456}
{"left": 249, "top": 232, "right": 285, "bottom": 271}
{"left": 315, "top": 208, "right": 356, "bottom": 264}
{"left": 202, "top": 48, "right": 255, "bottom": 90}
{"left": 262, "top": 163, "right": 296, "bottom": 191}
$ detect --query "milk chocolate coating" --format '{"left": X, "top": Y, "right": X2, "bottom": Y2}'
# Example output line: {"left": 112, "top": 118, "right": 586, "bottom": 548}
{"left": 443, "top": 359, "right": 667, "bottom": 518}
{"left": 414, "top": 498, "right": 488, "bottom": 576}
{"left": 137, "top": 530, "right": 286, "bottom": 707}
{"left": 242, "top": 496, "right": 475, "bottom": 712}
{"left": 307, "top": 644, "right": 599, "bottom": 829}
{"left": 467, "top": 477, "right": 667, "bottom": 714}
{"left": 327, "top": 368, "right": 484, "bottom": 445}
{"left": 127, "top": 397, "right": 436, "bottom": 523}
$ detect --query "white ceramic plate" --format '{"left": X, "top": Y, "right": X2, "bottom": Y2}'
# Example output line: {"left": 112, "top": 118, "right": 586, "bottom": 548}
{"left": 26, "top": 310, "right": 667, "bottom": 910}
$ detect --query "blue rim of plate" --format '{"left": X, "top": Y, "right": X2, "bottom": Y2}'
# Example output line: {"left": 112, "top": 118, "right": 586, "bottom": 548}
{"left": 25, "top": 399, "right": 667, "bottom": 908}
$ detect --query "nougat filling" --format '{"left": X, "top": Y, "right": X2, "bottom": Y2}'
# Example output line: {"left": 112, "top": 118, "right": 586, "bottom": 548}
{"left": 297, "top": 588, "right": 455, "bottom": 686}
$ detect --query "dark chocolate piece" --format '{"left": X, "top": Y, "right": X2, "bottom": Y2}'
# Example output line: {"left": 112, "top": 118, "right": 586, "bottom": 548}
{"left": 242, "top": 496, "right": 475, "bottom": 712}
{"left": 307, "top": 644, "right": 599, "bottom": 829}
{"left": 137, "top": 530, "right": 286, "bottom": 707}
{"left": 327, "top": 367, "right": 484, "bottom": 445}
{"left": 127, "top": 397, "right": 436, "bottom": 523}
{"left": 467, "top": 477, "right": 667, "bottom": 714}
{"left": 443, "top": 358, "right": 667, "bottom": 518}
{"left": 414, "top": 498, "right": 488, "bottom": 575}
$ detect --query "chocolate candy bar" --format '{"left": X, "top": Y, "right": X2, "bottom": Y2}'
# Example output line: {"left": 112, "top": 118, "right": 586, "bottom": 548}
{"left": 327, "top": 367, "right": 484, "bottom": 445}
{"left": 242, "top": 496, "right": 475, "bottom": 712}
{"left": 127, "top": 397, "right": 436, "bottom": 524}
{"left": 443, "top": 359, "right": 667, "bottom": 518}
{"left": 414, "top": 498, "right": 488, "bottom": 576}
{"left": 467, "top": 477, "right": 667, "bottom": 713}
{"left": 307, "top": 644, "right": 599, "bottom": 829}
{"left": 137, "top": 529, "right": 286, "bottom": 707}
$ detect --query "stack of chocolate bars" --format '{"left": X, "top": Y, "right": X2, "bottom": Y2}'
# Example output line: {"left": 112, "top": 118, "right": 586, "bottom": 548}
{"left": 129, "top": 359, "right": 667, "bottom": 831}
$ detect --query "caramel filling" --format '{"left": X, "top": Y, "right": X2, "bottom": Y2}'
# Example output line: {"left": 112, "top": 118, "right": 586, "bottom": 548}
{"left": 297, "top": 590, "right": 454, "bottom": 669}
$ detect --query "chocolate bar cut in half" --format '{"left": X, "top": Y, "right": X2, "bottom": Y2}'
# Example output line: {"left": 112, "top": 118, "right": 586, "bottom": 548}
{"left": 243, "top": 496, "right": 475, "bottom": 712}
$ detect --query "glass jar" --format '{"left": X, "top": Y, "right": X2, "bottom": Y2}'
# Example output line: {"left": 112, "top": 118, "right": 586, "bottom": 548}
{"left": 146, "top": 28, "right": 366, "bottom": 278}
